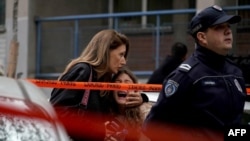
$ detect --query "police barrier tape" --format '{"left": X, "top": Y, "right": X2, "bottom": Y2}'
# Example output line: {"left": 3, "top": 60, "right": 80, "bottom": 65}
{"left": 27, "top": 79, "right": 162, "bottom": 91}
{"left": 28, "top": 79, "right": 250, "bottom": 95}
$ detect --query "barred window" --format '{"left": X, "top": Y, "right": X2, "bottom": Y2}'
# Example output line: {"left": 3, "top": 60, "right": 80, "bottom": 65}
{"left": 238, "top": 0, "right": 250, "bottom": 27}
{"left": 113, "top": 0, "right": 195, "bottom": 27}
{"left": 0, "top": 0, "right": 5, "bottom": 32}
{"left": 0, "top": 0, "right": 5, "bottom": 25}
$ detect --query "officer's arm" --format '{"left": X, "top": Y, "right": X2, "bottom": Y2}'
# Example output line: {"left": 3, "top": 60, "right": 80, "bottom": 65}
{"left": 157, "top": 70, "right": 194, "bottom": 114}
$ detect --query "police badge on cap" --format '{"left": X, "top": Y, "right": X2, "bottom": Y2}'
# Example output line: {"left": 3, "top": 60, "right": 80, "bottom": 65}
{"left": 212, "top": 5, "right": 222, "bottom": 11}
{"left": 164, "top": 80, "right": 179, "bottom": 97}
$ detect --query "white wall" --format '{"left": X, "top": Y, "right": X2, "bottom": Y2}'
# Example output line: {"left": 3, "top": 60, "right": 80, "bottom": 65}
{"left": 196, "top": 0, "right": 215, "bottom": 13}
{"left": 0, "top": 34, "right": 6, "bottom": 75}
{"left": 5, "top": 0, "right": 29, "bottom": 78}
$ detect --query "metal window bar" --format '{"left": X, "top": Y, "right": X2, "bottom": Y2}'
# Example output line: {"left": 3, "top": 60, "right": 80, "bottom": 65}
{"left": 35, "top": 5, "right": 250, "bottom": 79}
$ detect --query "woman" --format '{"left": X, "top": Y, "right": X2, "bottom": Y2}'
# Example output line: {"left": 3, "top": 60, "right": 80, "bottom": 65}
{"left": 49, "top": 29, "right": 144, "bottom": 140}
{"left": 105, "top": 67, "right": 152, "bottom": 141}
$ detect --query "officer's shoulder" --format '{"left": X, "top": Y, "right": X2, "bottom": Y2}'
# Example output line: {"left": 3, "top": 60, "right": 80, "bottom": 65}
{"left": 177, "top": 57, "right": 199, "bottom": 73}
{"left": 225, "top": 57, "right": 240, "bottom": 67}
{"left": 225, "top": 58, "right": 243, "bottom": 73}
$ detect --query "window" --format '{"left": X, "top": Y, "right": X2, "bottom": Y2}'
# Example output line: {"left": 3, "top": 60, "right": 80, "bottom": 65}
{"left": 112, "top": 0, "right": 195, "bottom": 27}
{"left": 0, "top": 0, "right": 5, "bottom": 32}
{"left": 113, "top": 0, "right": 141, "bottom": 27}
{"left": 238, "top": 0, "right": 250, "bottom": 28}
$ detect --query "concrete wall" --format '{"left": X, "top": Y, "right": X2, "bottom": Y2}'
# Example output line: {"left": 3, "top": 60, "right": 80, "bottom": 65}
{"left": 196, "top": 0, "right": 237, "bottom": 12}
{"left": 0, "top": 34, "right": 6, "bottom": 75}
{"left": 5, "top": 0, "right": 29, "bottom": 78}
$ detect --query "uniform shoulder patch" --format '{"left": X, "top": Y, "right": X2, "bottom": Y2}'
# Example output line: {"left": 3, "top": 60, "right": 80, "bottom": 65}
{"left": 178, "top": 57, "right": 199, "bottom": 72}
{"left": 179, "top": 64, "right": 191, "bottom": 71}
{"left": 164, "top": 80, "right": 179, "bottom": 97}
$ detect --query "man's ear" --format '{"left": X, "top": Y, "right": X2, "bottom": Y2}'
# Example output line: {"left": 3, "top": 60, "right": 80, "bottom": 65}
{"left": 197, "top": 32, "right": 207, "bottom": 45}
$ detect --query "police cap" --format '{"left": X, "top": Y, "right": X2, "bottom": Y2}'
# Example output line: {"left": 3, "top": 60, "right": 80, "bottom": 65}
{"left": 188, "top": 5, "right": 241, "bottom": 38}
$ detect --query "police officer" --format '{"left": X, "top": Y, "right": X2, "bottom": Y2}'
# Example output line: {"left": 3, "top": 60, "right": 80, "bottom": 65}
{"left": 143, "top": 5, "right": 246, "bottom": 138}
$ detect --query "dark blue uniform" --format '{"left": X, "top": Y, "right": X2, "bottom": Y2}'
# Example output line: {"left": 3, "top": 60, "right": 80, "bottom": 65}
{"left": 144, "top": 45, "right": 246, "bottom": 130}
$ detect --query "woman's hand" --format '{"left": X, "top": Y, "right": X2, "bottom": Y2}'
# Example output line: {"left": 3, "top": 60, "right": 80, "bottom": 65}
{"left": 125, "top": 91, "right": 143, "bottom": 107}
{"left": 104, "top": 119, "right": 127, "bottom": 141}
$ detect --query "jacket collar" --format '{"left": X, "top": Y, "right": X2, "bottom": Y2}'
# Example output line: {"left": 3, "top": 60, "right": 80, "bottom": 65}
{"left": 194, "top": 44, "right": 226, "bottom": 70}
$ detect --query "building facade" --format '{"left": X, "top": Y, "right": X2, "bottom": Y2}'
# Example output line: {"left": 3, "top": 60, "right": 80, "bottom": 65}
{"left": 0, "top": 0, "right": 249, "bottom": 80}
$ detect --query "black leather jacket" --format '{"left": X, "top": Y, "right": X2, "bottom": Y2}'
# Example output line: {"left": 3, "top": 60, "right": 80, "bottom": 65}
{"left": 50, "top": 62, "right": 110, "bottom": 140}
{"left": 50, "top": 62, "right": 109, "bottom": 114}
